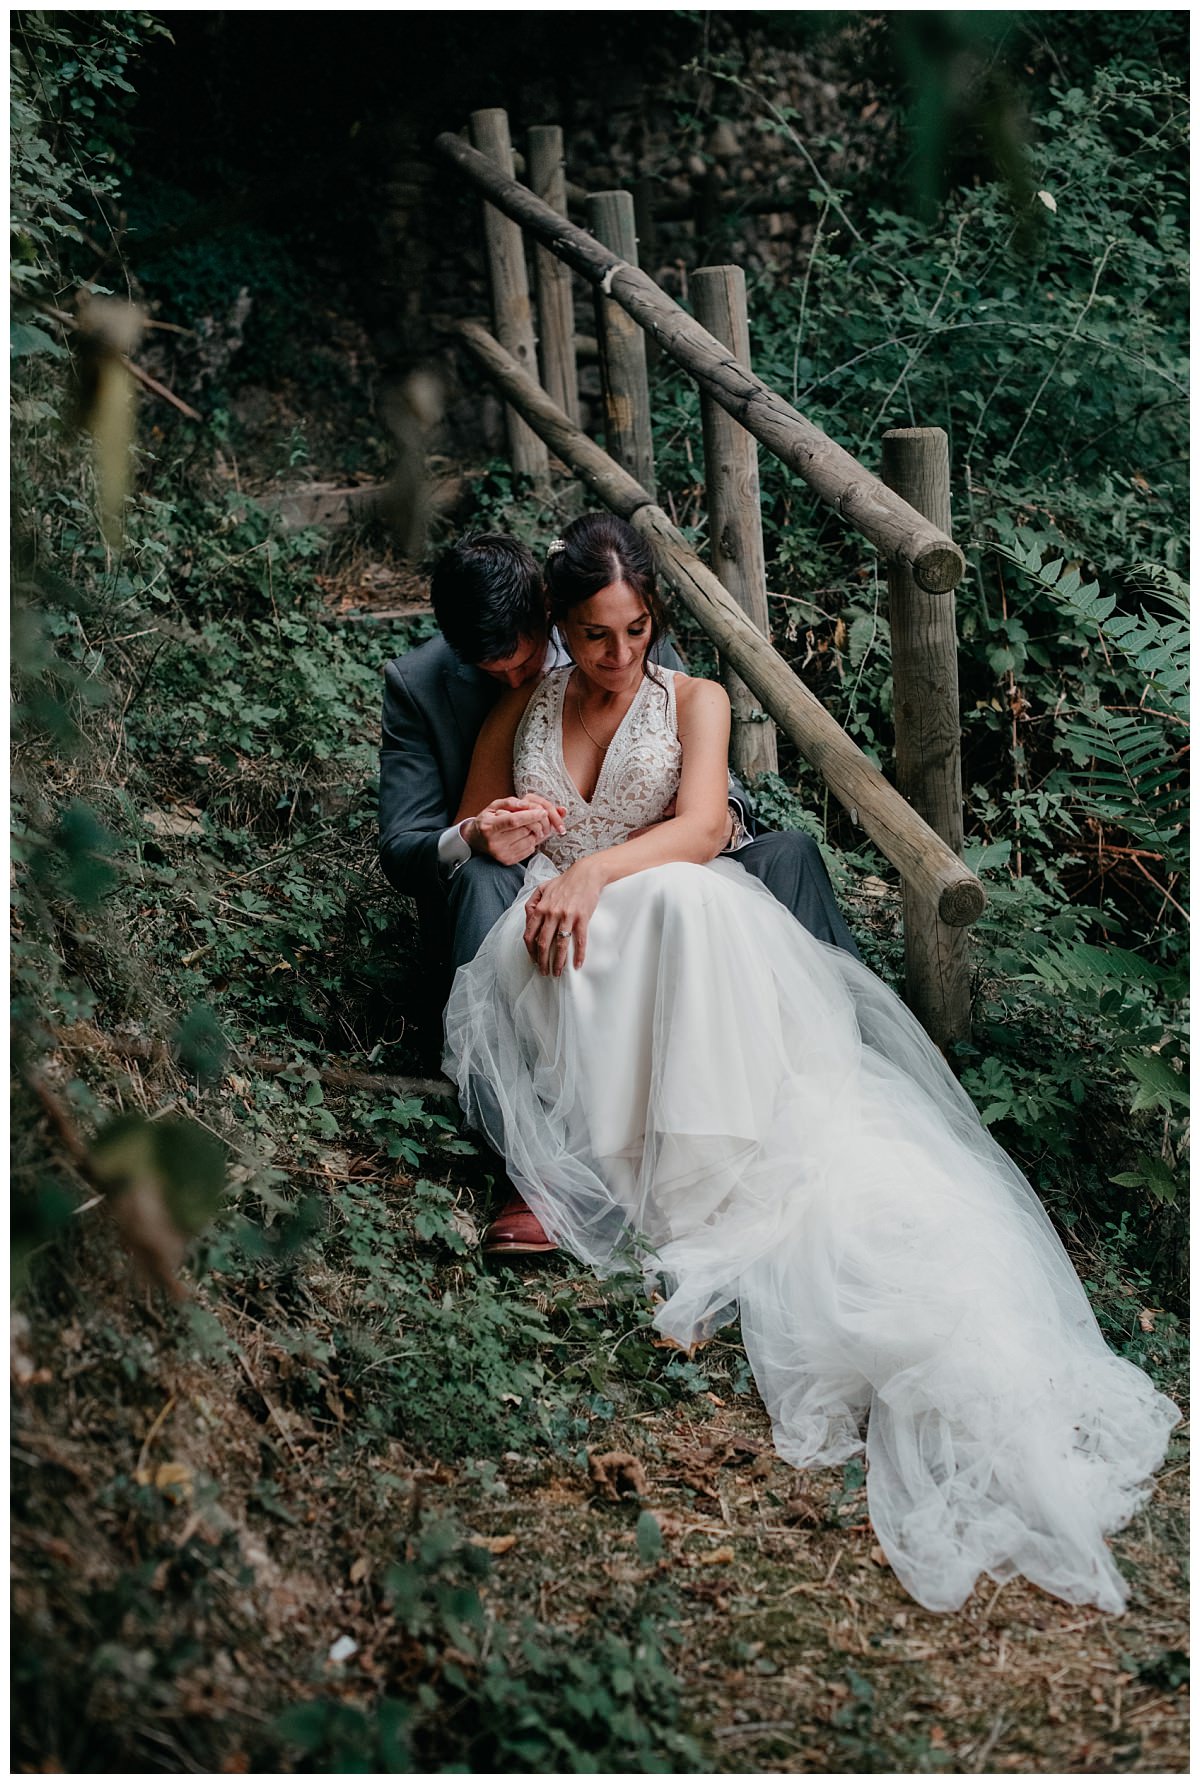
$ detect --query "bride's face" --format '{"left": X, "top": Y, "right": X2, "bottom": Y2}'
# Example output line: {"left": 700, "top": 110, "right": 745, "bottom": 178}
{"left": 564, "top": 579, "right": 651, "bottom": 694}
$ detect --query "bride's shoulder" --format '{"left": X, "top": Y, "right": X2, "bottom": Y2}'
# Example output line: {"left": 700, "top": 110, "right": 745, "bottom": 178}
{"left": 509, "top": 668, "right": 562, "bottom": 737}
{"left": 672, "top": 672, "right": 731, "bottom": 714}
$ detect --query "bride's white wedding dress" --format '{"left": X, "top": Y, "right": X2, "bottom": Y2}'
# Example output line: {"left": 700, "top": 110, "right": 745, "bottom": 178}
{"left": 443, "top": 665, "right": 1178, "bottom": 1614}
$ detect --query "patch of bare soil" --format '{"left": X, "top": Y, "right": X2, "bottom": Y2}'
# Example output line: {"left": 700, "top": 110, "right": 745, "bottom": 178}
{"left": 314, "top": 550, "right": 432, "bottom": 621}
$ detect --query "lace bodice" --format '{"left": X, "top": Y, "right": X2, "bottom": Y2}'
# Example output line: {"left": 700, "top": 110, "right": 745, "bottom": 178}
{"left": 513, "top": 665, "right": 682, "bottom": 866}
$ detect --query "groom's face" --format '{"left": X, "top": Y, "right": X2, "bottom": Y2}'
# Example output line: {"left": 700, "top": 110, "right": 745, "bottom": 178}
{"left": 476, "top": 628, "right": 547, "bottom": 689}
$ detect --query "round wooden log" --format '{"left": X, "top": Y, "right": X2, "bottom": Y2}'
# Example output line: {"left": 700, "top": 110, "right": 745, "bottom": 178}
{"left": 634, "top": 509, "right": 983, "bottom": 930}
{"left": 454, "top": 317, "right": 985, "bottom": 930}
{"left": 882, "top": 427, "right": 973, "bottom": 1046}
{"left": 468, "top": 111, "right": 549, "bottom": 480}
{"left": 586, "top": 191, "right": 656, "bottom": 497}
{"left": 434, "top": 131, "right": 964, "bottom": 593}
{"left": 527, "top": 126, "right": 579, "bottom": 425}
{"left": 693, "top": 266, "right": 778, "bottom": 781}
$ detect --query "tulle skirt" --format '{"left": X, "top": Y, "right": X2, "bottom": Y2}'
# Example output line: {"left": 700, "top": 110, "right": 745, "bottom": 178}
{"left": 443, "top": 856, "right": 1179, "bottom": 1613}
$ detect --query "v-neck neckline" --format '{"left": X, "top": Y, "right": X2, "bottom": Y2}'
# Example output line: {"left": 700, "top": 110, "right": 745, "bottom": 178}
{"left": 556, "top": 668, "right": 650, "bottom": 809}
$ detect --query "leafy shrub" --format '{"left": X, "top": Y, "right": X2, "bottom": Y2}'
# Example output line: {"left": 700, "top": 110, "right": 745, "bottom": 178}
{"left": 124, "top": 178, "right": 314, "bottom": 383}
{"left": 274, "top": 1513, "right": 701, "bottom": 1772}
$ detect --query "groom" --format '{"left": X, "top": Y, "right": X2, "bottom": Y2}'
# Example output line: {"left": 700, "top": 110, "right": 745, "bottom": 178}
{"left": 378, "top": 532, "right": 859, "bottom": 1250}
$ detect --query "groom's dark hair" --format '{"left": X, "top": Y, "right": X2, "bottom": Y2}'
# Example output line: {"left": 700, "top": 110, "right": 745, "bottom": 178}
{"left": 430, "top": 534, "right": 545, "bottom": 664}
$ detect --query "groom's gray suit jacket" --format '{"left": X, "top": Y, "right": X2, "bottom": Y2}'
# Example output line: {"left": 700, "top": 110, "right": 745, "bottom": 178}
{"left": 380, "top": 639, "right": 502, "bottom": 899}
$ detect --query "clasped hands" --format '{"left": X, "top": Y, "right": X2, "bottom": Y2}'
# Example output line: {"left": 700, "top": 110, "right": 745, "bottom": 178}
{"left": 464, "top": 793, "right": 567, "bottom": 866}
{"left": 522, "top": 798, "right": 734, "bottom": 980}
{"left": 463, "top": 794, "right": 597, "bottom": 976}
{"left": 524, "top": 859, "right": 604, "bottom": 976}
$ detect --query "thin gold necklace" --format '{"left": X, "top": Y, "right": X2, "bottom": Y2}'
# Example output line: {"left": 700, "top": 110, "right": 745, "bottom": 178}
{"left": 575, "top": 690, "right": 610, "bottom": 753}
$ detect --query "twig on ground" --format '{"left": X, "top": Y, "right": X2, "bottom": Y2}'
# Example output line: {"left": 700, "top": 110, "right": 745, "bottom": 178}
{"left": 235, "top": 1350, "right": 301, "bottom": 1459}
{"left": 973, "top": 1712, "right": 1008, "bottom": 1772}
{"left": 51, "top": 1022, "right": 456, "bottom": 1100}
{"left": 124, "top": 357, "right": 202, "bottom": 421}
{"left": 713, "top": 1720, "right": 796, "bottom": 1741}
{"left": 135, "top": 1395, "right": 178, "bottom": 1477}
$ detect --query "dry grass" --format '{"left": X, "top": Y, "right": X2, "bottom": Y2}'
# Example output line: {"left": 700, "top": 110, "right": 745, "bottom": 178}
{"left": 390, "top": 1268, "right": 1190, "bottom": 1775}
{"left": 11, "top": 1179, "right": 1189, "bottom": 1773}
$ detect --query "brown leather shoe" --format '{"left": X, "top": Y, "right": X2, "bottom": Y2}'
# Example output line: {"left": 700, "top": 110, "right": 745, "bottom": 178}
{"left": 483, "top": 1195, "right": 557, "bottom": 1255}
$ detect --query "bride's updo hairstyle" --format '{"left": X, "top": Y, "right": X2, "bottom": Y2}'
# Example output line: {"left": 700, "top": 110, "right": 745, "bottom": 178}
{"left": 545, "top": 513, "right": 668, "bottom": 684}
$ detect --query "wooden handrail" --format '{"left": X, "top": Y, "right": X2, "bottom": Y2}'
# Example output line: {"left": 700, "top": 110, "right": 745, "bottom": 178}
{"left": 436, "top": 131, "right": 966, "bottom": 596}
{"left": 455, "top": 318, "right": 985, "bottom": 928}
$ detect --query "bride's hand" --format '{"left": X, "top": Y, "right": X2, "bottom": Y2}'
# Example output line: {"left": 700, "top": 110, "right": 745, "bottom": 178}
{"left": 524, "top": 861, "right": 605, "bottom": 976}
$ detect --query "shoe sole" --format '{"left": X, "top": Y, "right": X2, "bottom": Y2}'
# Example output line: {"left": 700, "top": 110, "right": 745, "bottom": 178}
{"left": 484, "top": 1241, "right": 558, "bottom": 1255}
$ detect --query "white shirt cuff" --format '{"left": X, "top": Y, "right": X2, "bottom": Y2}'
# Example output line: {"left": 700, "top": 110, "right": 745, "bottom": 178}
{"left": 438, "top": 820, "right": 473, "bottom": 875}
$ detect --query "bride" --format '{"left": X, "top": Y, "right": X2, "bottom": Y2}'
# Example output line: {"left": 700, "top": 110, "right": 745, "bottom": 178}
{"left": 442, "top": 511, "right": 1178, "bottom": 1615}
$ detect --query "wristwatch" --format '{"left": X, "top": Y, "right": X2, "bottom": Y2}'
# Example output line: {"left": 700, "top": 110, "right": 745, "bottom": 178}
{"left": 722, "top": 802, "right": 750, "bottom": 854}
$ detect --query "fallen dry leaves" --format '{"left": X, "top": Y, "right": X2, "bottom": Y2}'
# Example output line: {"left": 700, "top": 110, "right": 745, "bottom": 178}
{"left": 470, "top": 1533, "right": 518, "bottom": 1556}
{"left": 587, "top": 1449, "right": 648, "bottom": 1501}
{"left": 658, "top": 1429, "right": 769, "bottom": 1501}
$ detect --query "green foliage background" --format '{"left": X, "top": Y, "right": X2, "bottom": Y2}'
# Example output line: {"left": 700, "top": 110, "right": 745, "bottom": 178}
{"left": 651, "top": 34, "right": 1189, "bottom": 1263}
{"left": 10, "top": 8, "right": 1188, "bottom": 1772}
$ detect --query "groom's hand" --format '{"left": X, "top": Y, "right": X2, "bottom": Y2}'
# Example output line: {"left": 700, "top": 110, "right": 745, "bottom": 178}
{"left": 466, "top": 795, "right": 567, "bottom": 866}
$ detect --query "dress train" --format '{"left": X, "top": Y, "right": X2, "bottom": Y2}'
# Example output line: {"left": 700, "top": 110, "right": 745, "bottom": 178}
{"left": 445, "top": 858, "right": 1177, "bottom": 1613}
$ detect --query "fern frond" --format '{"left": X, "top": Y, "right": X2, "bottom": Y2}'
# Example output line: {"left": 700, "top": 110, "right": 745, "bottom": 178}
{"left": 987, "top": 539, "right": 1190, "bottom": 719}
{"left": 1020, "top": 939, "right": 1178, "bottom": 1000}
{"left": 1049, "top": 702, "right": 1187, "bottom": 867}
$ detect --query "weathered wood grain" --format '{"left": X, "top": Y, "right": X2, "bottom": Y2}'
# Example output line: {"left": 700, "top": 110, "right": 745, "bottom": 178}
{"left": 468, "top": 110, "right": 548, "bottom": 480}
{"left": 883, "top": 427, "right": 973, "bottom": 1044}
{"left": 693, "top": 265, "right": 778, "bottom": 780}
{"left": 527, "top": 126, "right": 579, "bottom": 426}
{"left": 586, "top": 190, "right": 655, "bottom": 497}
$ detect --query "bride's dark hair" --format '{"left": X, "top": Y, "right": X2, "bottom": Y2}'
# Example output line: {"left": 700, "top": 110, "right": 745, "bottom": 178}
{"left": 545, "top": 513, "right": 668, "bottom": 682}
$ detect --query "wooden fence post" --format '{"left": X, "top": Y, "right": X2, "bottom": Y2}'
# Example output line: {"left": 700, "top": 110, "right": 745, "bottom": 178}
{"left": 632, "top": 175, "right": 660, "bottom": 368}
{"left": 693, "top": 266, "right": 778, "bottom": 780}
{"left": 882, "top": 427, "right": 971, "bottom": 1049}
{"left": 527, "top": 126, "right": 579, "bottom": 425}
{"left": 586, "top": 190, "right": 655, "bottom": 497}
{"left": 468, "top": 109, "right": 549, "bottom": 480}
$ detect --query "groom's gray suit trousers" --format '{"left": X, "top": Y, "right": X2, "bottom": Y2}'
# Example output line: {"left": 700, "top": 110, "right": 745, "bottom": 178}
{"left": 445, "top": 828, "right": 860, "bottom": 977}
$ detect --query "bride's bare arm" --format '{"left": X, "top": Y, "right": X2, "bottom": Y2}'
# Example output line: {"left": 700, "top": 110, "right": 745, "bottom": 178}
{"left": 455, "top": 683, "right": 566, "bottom": 865}
{"left": 598, "top": 675, "right": 731, "bottom": 872}
{"left": 525, "top": 675, "right": 731, "bottom": 971}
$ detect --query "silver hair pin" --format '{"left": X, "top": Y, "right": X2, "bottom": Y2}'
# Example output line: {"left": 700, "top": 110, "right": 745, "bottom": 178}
{"left": 547, "top": 537, "right": 566, "bottom": 556}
